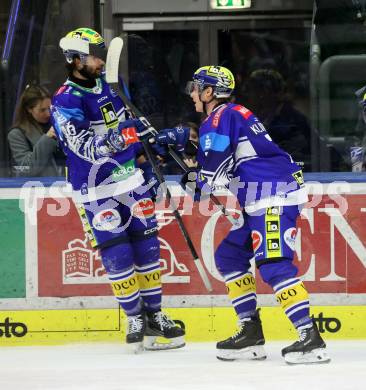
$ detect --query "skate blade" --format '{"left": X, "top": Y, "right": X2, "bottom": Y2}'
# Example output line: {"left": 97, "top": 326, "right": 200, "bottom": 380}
{"left": 284, "top": 348, "right": 331, "bottom": 365}
{"left": 125, "top": 341, "right": 144, "bottom": 354}
{"left": 144, "top": 335, "right": 185, "bottom": 351}
{"left": 216, "top": 345, "right": 267, "bottom": 362}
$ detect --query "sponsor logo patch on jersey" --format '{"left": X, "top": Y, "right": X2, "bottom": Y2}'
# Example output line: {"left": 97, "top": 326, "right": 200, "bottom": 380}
{"left": 212, "top": 105, "right": 227, "bottom": 127}
{"left": 92, "top": 209, "right": 121, "bottom": 231}
{"left": 266, "top": 206, "right": 281, "bottom": 216}
{"left": 267, "top": 238, "right": 281, "bottom": 253}
{"left": 131, "top": 198, "right": 155, "bottom": 219}
{"left": 233, "top": 105, "right": 252, "bottom": 119}
{"left": 292, "top": 170, "right": 304, "bottom": 186}
{"left": 200, "top": 132, "right": 230, "bottom": 152}
{"left": 100, "top": 102, "right": 118, "bottom": 128}
{"left": 111, "top": 159, "right": 136, "bottom": 181}
{"left": 251, "top": 230, "right": 263, "bottom": 253}
{"left": 284, "top": 227, "right": 297, "bottom": 250}
{"left": 265, "top": 206, "right": 281, "bottom": 258}
{"left": 121, "top": 127, "right": 139, "bottom": 145}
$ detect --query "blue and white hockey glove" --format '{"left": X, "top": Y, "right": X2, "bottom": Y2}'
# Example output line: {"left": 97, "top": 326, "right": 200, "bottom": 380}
{"left": 106, "top": 127, "right": 126, "bottom": 152}
{"left": 94, "top": 128, "right": 126, "bottom": 159}
{"left": 155, "top": 126, "right": 190, "bottom": 152}
{"left": 139, "top": 161, "right": 160, "bottom": 201}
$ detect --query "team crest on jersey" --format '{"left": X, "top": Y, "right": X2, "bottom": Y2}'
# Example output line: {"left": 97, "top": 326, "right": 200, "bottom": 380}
{"left": 100, "top": 102, "right": 118, "bottom": 128}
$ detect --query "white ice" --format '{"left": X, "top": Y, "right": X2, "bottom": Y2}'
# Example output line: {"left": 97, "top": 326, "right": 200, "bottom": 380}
{"left": 0, "top": 341, "right": 365, "bottom": 390}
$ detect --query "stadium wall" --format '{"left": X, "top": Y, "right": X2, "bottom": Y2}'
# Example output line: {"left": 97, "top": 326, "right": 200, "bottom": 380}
{"left": 0, "top": 174, "right": 365, "bottom": 345}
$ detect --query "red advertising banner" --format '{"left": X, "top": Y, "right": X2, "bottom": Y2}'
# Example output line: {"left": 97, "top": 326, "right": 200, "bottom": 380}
{"left": 37, "top": 194, "right": 366, "bottom": 297}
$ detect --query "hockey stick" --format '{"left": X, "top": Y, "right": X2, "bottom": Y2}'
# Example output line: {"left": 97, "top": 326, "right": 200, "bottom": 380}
{"left": 106, "top": 38, "right": 240, "bottom": 228}
{"left": 106, "top": 37, "right": 213, "bottom": 292}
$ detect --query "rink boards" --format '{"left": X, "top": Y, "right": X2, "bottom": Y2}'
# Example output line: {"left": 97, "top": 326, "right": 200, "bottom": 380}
{"left": 0, "top": 178, "right": 365, "bottom": 344}
{"left": 0, "top": 306, "right": 365, "bottom": 345}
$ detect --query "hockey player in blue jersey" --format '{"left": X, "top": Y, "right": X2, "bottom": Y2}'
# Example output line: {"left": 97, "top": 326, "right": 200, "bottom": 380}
{"left": 155, "top": 66, "right": 329, "bottom": 364}
{"left": 51, "top": 28, "right": 184, "bottom": 352}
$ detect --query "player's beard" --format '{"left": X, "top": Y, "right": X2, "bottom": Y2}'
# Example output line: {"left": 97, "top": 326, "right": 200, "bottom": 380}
{"left": 79, "top": 65, "right": 103, "bottom": 80}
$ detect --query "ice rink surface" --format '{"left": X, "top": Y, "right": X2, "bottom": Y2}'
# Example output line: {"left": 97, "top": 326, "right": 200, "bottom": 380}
{"left": 0, "top": 341, "right": 365, "bottom": 390}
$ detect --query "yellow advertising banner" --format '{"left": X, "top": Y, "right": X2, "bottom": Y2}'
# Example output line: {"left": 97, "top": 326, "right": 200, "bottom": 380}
{"left": 0, "top": 306, "right": 365, "bottom": 346}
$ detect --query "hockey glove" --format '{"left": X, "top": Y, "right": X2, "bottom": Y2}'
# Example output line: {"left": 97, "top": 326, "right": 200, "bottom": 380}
{"left": 155, "top": 126, "right": 190, "bottom": 152}
{"left": 106, "top": 127, "right": 126, "bottom": 152}
{"left": 139, "top": 161, "right": 160, "bottom": 201}
{"left": 150, "top": 141, "right": 168, "bottom": 157}
{"left": 118, "top": 118, "right": 147, "bottom": 145}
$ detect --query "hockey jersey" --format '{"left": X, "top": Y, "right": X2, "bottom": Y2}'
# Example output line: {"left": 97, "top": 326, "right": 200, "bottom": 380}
{"left": 196, "top": 103, "right": 308, "bottom": 210}
{"left": 51, "top": 76, "right": 144, "bottom": 203}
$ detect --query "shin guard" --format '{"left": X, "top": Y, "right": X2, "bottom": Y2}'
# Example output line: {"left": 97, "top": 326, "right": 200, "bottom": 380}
{"left": 225, "top": 272, "right": 257, "bottom": 320}
{"left": 109, "top": 266, "right": 141, "bottom": 316}
{"left": 274, "top": 278, "right": 312, "bottom": 328}
{"left": 136, "top": 261, "right": 162, "bottom": 312}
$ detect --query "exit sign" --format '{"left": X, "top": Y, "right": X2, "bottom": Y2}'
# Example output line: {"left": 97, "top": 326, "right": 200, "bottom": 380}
{"left": 211, "top": 0, "right": 252, "bottom": 9}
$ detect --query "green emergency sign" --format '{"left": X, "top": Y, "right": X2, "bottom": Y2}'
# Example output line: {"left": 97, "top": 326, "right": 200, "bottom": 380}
{"left": 211, "top": 0, "right": 251, "bottom": 9}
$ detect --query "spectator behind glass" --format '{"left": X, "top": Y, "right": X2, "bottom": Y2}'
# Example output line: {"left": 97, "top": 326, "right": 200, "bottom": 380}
{"left": 8, "top": 84, "right": 65, "bottom": 177}
{"left": 243, "top": 69, "right": 311, "bottom": 171}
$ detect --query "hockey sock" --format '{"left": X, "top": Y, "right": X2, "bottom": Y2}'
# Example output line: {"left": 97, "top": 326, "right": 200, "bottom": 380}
{"left": 225, "top": 272, "right": 257, "bottom": 320}
{"left": 136, "top": 261, "right": 162, "bottom": 312}
{"left": 108, "top": 266, "right": 141, "bottom": 315}
{"left": 274, "top": 278, "right": 312, "bottom": 328}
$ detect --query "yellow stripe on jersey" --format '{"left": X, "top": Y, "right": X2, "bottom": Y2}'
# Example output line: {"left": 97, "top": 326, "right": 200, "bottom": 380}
{"left": 276, "top": 281, "right": 309, "bottom": 311}
{"left": 226, "top": 273, "right": 256, "bottom": 301}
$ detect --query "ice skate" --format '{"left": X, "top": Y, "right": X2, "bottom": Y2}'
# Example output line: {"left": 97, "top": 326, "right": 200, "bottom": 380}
{"left": 282, "top": 321, "right": 330, "bottom": 365}
{"left": 144, "top": 311, "right": 185, "bottom": 351}
{"left": 216, "top": 310, "right": 267, "bottom": 361}
{"left": 125, "top": 313, "right": 146, "bottom": 354}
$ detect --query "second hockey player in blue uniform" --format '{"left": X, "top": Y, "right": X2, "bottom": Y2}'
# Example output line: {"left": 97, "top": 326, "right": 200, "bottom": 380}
{"left": 155, "top": 65, "right": 329, "bottom": 364}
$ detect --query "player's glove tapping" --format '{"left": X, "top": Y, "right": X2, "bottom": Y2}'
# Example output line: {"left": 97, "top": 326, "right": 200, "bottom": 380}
{"left": 155, "top": 126, "right": 190, "bottom": 152}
